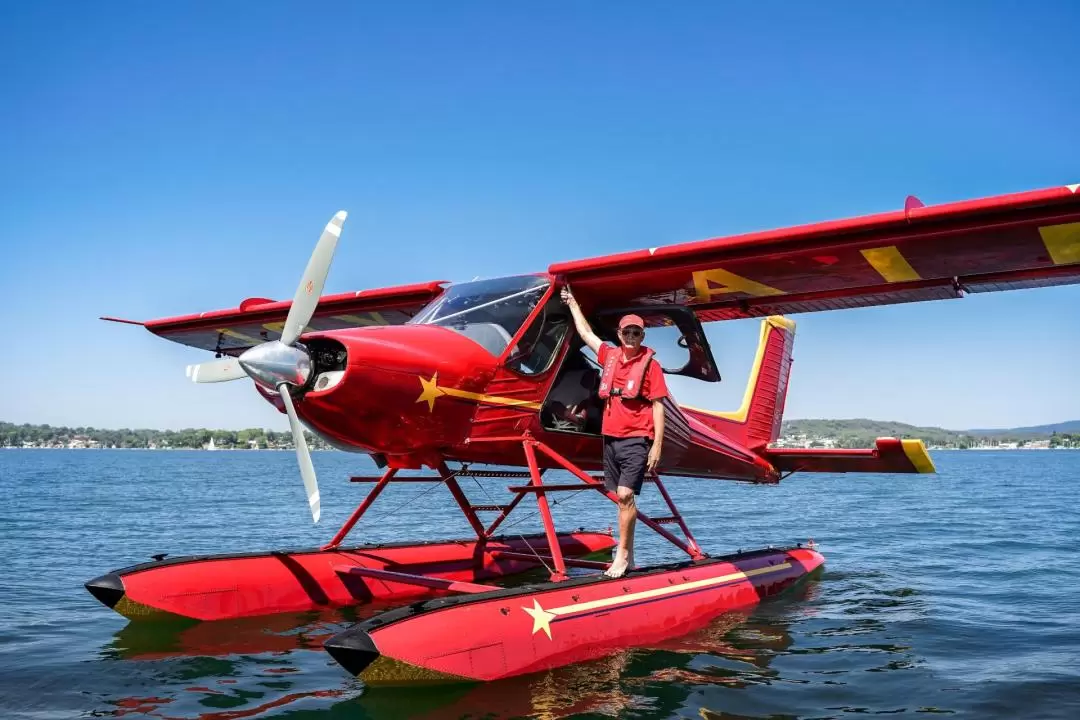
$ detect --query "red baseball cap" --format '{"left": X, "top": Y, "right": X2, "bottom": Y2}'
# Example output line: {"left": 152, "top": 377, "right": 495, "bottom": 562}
{"left": 618, "top": 314, "right": 644, "bottom": 330}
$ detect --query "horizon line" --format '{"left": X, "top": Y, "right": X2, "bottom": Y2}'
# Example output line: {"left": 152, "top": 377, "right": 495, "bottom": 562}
{"left": 4, "top": 416, "right": 1077, "bottom": 434}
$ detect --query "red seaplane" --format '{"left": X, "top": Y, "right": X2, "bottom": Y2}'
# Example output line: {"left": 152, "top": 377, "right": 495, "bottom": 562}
{"left": 87, "top": 182, "right": 1080, "bottom": 684}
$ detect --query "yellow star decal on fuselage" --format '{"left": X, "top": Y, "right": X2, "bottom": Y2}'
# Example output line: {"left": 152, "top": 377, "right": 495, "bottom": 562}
{"left": 416, "top": 373, "right": 444, "bottom": 412}
{"left": 414, "top": 373, "right": 543, "bottom": 413}
{"left": 522, "top": 598, "right": 557, "bottom": 640}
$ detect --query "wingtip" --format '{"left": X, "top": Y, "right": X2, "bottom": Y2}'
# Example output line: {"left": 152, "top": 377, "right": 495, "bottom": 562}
{"left": 334, "top": 210, "right": 348, "bottom": 221}
{"left": 100, "top": 316, "right": 146, "bottom": 326}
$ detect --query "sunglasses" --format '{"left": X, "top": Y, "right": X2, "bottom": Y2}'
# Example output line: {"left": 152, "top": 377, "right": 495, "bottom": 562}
{"left": 620, "top": 327, "right": 643, "bottom": 338}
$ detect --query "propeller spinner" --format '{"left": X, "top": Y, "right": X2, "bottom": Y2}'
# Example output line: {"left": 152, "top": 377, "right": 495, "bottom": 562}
{"left": 186, "top": 210, "right": 348, "bottom": 523}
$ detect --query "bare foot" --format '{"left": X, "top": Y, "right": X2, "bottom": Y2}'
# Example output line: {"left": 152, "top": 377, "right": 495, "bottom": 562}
{"left": 604, "top": 548, "right": 628, "bottom": 578}
{"left": 604, "top": 555, "right": 629, "bottom": 578}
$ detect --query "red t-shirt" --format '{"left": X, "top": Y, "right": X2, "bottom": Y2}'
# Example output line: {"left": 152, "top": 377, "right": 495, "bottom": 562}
{"left": 597, "top": 344, "right": 669, "bottom": 439}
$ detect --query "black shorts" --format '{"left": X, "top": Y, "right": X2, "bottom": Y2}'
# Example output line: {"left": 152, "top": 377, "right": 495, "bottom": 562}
{"left": 602, "top": 436, "right": 650, "bottom": 496}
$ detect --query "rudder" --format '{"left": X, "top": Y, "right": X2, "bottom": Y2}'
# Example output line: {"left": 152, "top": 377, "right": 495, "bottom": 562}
{"left": 683, "top": 316, "right": 796, "bottom": 450}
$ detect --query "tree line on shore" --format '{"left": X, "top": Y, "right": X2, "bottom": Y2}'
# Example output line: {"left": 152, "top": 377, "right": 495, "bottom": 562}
{"left": 5, "top": 419, "right": 1078, "bottom": 451}
{"left": 780, "top": 419, "right": 1080, "bottom": 449}
{"left": 1, "top": 422, "right": 332, "bottom": 450}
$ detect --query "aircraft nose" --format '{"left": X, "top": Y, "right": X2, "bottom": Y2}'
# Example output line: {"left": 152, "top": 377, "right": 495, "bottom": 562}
{"left": 85, "top": 573, "right": 125, "bottom": 609}
{"left": 324, "top": 627, "right": 381, "bottom": 677}
{"left": 291, "top": 325, "right": 503, "bottom": 457}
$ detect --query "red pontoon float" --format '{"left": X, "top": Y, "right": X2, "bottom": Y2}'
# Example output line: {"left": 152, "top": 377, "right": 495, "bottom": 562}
{"left": 85, "top": 464, "right": 615, "bottom": 621}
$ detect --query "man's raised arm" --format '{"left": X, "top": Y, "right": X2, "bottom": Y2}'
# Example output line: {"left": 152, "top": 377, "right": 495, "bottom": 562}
{"left": 560, "top": 286, "right": 602, "bottom": 354}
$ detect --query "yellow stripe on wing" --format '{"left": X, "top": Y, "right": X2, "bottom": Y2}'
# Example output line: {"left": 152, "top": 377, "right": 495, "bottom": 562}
{"left": 1039, "top": 222, "right": 1080, "bottom": 265}
{"left": 861, "top": 246, "right": 921, "bottom": 282}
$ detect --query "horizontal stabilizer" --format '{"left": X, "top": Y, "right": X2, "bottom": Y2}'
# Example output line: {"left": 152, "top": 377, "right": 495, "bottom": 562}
{"left": 765, "top": 437, "right": 935, "bottom": 474}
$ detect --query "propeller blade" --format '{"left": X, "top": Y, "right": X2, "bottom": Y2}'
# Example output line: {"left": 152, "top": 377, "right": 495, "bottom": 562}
{"left": 281, "top": 210, "right": 347, "bottom": 346}
{"left": 186, "top": 358, "right": 246, "bottom": 383}
{"left": 278, "top": 384, "right": 321, "bottom": 523}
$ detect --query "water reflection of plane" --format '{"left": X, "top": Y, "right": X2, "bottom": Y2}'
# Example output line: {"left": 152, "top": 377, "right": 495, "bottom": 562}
{"left": 108, "top": 688, "right": 349, "bottom": 720}
{"left": 103, "top": 605, "right": 389, "bottom": 661}
{"left": 101, "top": 610, "right": 365, "bottom": 719}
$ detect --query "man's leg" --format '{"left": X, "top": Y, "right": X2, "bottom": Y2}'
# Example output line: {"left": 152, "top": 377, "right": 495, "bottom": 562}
{"left": 604, "top": 438, "right": 647, "bottom": 579}
{"left": 604, "top": 486, "right": 637, "bottom": 578}
{"left": 625, "top": 438, "right": 649, "bottom": 572}
{"left": 601, "top": 437, "right": 626, "bottom": 573}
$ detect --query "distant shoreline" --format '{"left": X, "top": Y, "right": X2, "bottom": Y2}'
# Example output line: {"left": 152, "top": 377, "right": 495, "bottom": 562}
{"left": 5, "top": 418, "right": 1078, "bottom": 452}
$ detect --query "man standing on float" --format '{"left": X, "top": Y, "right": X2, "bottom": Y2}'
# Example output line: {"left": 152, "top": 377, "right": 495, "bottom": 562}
{"left": 561, "top": 286, "right": 668, "bottom": 579}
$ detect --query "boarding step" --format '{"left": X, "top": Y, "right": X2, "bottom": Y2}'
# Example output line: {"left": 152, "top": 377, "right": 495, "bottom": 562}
{"left": 455, "top": 469, "right": 534, "bottom": 478}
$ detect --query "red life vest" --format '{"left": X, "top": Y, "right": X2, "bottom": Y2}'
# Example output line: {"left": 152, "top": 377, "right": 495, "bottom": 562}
{"left": 598, "top": 345, "right": 655, "bottom": 401}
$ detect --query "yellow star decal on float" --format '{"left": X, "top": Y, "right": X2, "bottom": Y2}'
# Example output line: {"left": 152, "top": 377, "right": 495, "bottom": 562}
{"left": 522, "top": 598, "right": 557, "bottom": 640}
{"left": 416, "top": 373, "right": 444, "bottom": 412}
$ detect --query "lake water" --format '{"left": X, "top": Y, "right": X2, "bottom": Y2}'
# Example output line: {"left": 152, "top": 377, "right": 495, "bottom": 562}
{"left": 1, "top": 448, "right": 1078, "bottom": 719}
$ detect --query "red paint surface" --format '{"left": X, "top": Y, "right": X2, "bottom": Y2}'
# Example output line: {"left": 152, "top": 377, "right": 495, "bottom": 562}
{"left": 298, "top": 325, "right": 499, "bottom": 457}
{"left": 116, "top": 532, "right": 614, "bottom": 621}
{"left": 351, "top": 547, "right": 824, "bottom": 683}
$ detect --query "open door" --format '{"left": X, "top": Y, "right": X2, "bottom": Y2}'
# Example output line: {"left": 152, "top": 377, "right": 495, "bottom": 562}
{"left": 539, "top": 334, "right": 605, "bottom": 435}
{"left": 594, "top": 305, "right": 721, "bottom": 383}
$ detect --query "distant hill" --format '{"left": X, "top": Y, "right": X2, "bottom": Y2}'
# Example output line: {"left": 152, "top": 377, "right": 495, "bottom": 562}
{"left": 964, "top": 420, "right": 1080, "bottom": 437}
{"left": 779, "top": 418, "right": 1080, "bottom": 448}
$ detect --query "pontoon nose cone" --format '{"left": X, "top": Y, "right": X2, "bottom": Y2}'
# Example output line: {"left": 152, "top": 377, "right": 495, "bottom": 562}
{"left": 85, "top": 573, "right": 125, "bottom": 609}
{"left": 238, "top": 340, "right": 312, "bottom": 391}
{"left": 324, "top": 628, "right": 380, "bottom": 677}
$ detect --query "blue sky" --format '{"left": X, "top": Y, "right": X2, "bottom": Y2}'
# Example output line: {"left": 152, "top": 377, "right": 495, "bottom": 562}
{"left": 2, "top": 2, "right": 1078, "bottom": 432}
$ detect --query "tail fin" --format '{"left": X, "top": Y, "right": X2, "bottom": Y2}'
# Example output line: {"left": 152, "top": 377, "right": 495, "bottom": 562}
{"left": 683, "top": 316, "right": 795, "bottom": 450}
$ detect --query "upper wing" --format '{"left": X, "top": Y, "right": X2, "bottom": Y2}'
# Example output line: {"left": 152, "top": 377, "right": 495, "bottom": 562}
{"left": 133, "top": 280, "right": 446, "bottom": 354}
{"left": 550, "top": 183, "right": 1080, "bottom": 321}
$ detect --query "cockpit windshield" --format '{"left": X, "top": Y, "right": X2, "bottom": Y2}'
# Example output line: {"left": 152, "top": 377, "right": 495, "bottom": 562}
{"left": 409, "top": 275, "right": 551, "bottom": 357}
